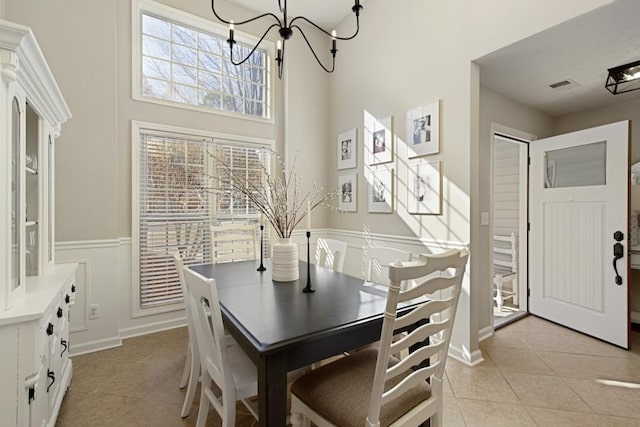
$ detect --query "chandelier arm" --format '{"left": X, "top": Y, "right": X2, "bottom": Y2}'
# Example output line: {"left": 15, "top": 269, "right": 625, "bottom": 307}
{"left": 229, "top": 23, "right": 281, "bottom": 66}
{"left": 291, "top": 25, "right": 335, "bottom": 73}
{"left": 211, "top": 0, "right": 282, "bottom": 27}
{"left": 289, "top": 15, "right": 360, "bottom": 41}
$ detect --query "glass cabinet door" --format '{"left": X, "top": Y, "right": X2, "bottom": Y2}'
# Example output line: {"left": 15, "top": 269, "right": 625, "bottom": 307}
{"left": 48, "top": 135, "right": 53, "bottom": 263}
{"left": 11, "top": 97, "right": 21, "bottom": 291}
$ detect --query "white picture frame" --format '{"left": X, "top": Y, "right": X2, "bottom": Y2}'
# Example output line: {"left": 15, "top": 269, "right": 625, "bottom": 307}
{"left": 407, "top": 161, "right": 441, "bottom": 215}
{"left": 338, "top": 173, "right": 357, "bottom": 212}
{"left": 365, "top": 115, "right": 393, "bottom": 165}
{"left": 407, "top": 100, "right": 440, "bottom": 158}
{"left": 367, "top": 167, "right": 394, "bottom": 213}
{"left": 337, "top": 128, "right": 357, "bottom": 170}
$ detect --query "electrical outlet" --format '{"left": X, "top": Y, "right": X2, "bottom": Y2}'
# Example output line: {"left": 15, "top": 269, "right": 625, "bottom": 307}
{"left": 88, "top": 304, "right": 100, "bottom": 320}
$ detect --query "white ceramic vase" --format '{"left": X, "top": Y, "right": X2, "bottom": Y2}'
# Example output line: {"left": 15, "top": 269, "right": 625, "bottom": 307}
{"left": 272, "top": 238, "right": 299, "bottom": 282}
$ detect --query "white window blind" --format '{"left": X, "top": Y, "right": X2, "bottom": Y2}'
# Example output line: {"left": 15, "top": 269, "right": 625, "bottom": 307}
{"left": 137, "top": 130, "right": 270, "bottom": 309}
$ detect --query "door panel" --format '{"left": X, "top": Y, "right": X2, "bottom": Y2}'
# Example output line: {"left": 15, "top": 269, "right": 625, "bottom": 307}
{"left": 529, "top": 121, "right": 629, "bottom": 348}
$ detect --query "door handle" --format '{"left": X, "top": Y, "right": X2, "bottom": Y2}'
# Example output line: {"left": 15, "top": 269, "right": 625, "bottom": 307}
{"left": 613, "top": 242, "right": 624, "bottom": 285}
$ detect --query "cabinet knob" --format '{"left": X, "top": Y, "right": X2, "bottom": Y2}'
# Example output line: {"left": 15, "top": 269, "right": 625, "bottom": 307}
{"left": 71, "top": 285, "right": 76, "bottom": 293}
{"left": 46, "top": 370, "right": 56, "bottom": 393}
{"left": 65, "top": 294, "right": 70, "bottom": 304}
{"left": 60, "top": 339, "right": 68, "bottom": 357}
{"left": 57, "top": 307, "right": 63, "bottom": 318}
{"left": 46, "top": 323, "right": 54, "bottom": 336}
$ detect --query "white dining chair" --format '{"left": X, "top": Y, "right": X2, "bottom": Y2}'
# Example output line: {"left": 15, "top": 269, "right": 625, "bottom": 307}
{"left": 210, "top": 223, "right": 258, "bottom": 263}
{"left": 173, "top": 252, "right": 200, "bottom": 418}
{"left": 365, "top": 246, "right": 413, "bottom": 288}
{"left": 315, "top": 238, "right": 348, "bottom": 272}
{"left": 290, "top": 249, "right": 469, "bottom": 427}
{"left": 183, "top": 267, "right": 258, "bottom": 427}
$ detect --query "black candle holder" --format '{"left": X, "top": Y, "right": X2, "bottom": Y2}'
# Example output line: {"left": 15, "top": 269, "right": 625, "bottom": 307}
{"left": 257, "top": 224, "right": 267, "bottom": 272}
{"left": 302, "top": 231, "right": 315, "bottom": 293}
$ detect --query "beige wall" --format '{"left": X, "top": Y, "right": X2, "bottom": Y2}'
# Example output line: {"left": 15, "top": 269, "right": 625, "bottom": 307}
{"left": 326, "top": 0, "right": 609, "bottom": 358}
{"left": 5, "top": 0, "right": 614, "bottom": 356}
{"left": 554, "top": 97, "right": 640, "bottom": 163}
{"left": 477, "top": 86, "right": 555, "bottom": 330}
{"left": 7, "top": 0, "right": 330, "bottom": 241}
{"left": 7, "top": 0, "right": 120, "bottom": 242}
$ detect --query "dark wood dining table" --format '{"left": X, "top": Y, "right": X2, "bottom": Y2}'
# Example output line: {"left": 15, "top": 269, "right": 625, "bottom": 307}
{"left": 190, "top": 259, "right": 423, "bottom": 427}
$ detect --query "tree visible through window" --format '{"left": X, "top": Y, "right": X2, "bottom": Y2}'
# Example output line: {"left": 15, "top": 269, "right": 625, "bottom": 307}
{"left": 137, "top": 131, "right": 270, "bottom": 309}
{"left": 140, "top": 12, "right": 269, "bottom": 119}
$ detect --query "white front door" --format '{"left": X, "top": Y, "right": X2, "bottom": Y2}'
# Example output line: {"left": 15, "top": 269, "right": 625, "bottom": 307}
{"left": 529, "top": 121, "right": 629, "bottom": 348}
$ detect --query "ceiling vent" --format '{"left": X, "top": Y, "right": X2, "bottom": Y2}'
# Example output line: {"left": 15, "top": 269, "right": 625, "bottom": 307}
{"left": 549, "top": 79, "right": 579, "bottom": 90}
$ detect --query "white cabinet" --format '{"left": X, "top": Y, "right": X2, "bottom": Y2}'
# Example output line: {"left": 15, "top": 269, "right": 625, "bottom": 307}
{"left": 0, "top": 19, "right": 74, "bottom": 427}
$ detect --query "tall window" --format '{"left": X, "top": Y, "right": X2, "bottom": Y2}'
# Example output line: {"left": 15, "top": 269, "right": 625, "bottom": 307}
{"left": 135, "top": 127, "right": 271, "bottom": 312}
{"left": 134, "top": 0, "right": 271, "bottom": 120}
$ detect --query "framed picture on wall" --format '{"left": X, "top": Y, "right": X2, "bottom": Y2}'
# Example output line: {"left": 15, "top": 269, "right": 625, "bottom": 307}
{"left": 337, "top": 128, "right": 357, "bottom": 170}
{"left": 338, "top": 172, "right": 357, "bottom": 212}
{"left": 407, "top": 100, "right": 440, "bottom": 158}
{"left": 367, "top": 167, "right": 394, "bottom": 213}
{"left": 407, "top": 161, "right": 441, "bottom": 215}
{"left": 364, "top": 114, "right": 393, "bottom": 165}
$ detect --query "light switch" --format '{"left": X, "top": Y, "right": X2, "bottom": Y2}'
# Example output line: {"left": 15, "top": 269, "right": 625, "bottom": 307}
{"left": 481, "top": 212, "right": 489, "bottom": 226}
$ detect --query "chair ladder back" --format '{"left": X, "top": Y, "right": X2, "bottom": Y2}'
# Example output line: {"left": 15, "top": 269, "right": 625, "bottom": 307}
{"left": 315, "top": 238, "right": 348, "bottom": 272}
{"left": 365, "top": 247, "right": 412, "bottom": 285}
{"left": 366, "top": 249, "right": 469, "bottom": 427}
{"left": 493, "top": 232, "right": 517, "bottom": 273}
{"left": 183, "top": 269, "right": 234, "bottom": 405}
{"left": 210, "top": 223, "right": 258, "bottom": 263}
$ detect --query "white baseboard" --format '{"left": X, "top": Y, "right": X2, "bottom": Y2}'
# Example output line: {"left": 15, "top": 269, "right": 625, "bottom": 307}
{"left": 448, "top": 344, "right": 485, "bottom": 367}
{"left": 479, "top": 325, "right": 494, "bottom": 341}
{"left": 119, "top": 316, "right": 187, "bottom": 339}
{"left": 69, "top": 336, "right": 122, "bottom": 357}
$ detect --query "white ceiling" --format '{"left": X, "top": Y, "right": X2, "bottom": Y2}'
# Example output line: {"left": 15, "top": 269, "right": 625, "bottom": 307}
{"left": 225, "top": 0, "right": 359, "bottom": 30}
{"left": 476, "top": 0, "right": 640, "bottom": 117}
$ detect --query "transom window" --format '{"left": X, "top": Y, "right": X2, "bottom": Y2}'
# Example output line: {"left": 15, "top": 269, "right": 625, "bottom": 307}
{"left": 134, "top": 0, "right": 272, "bottom": 120}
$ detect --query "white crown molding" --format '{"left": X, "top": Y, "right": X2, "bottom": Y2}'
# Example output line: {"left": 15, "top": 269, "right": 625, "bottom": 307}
{"left": 0, "top": 20, "right": 71, "bottom": 126}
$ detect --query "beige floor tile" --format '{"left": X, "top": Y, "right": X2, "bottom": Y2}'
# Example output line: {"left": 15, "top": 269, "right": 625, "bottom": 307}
{"left": 480, "top": 328, "right": 530, "bottom": 352}
{"left": 443, "top": 371, "right": 454, "bottom": 397}
{"left": 503, "top": 371, "right": 591, "bottom": 412}
{"left": 445, "top": 365, "right": 518, "bottom": 403}
{"left": 443, "top": 396, "right": 466, "bottom": 427}
{"left": 563, "top": 377, "right": 640, "bottom": 418}
{"left": 525, "top": 407, "right": 605, "bottom": 426}
{"left": 500, "top": 315, "right": 575, "bottom": 337}
{"left": 457, "top": 398, "right": 535, "bottom": 427}
{"left": 484, "top": 347, "right": 552, "bottom": 374}
{"left": 536, "top": 351, "right": 640, "bottom": 382}
{"left": 600, "top": 415, "right": 640, "bottom": 426}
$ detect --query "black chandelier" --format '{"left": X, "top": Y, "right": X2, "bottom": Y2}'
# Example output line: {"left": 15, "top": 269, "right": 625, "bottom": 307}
{"left": 211, "top": 0, "right": 363, "bottom": 79}
{"left": 605, "top": 60, "right": 640, "bottom": 95}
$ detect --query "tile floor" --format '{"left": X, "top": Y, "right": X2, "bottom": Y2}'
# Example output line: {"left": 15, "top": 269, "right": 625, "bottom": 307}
{"left": 56, "top": 316, "right": 640, "bottom": 426}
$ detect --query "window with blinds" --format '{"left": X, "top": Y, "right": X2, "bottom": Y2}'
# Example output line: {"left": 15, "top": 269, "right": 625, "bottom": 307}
{"left": 137, "top": 130, "right": 270, "bottom": 310}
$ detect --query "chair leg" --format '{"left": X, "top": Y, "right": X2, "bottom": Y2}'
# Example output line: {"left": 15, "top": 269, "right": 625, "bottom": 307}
{"left": 512, "top": 276, "right": 518, "bottom": 307}
{"left": 195, "top": 376, "right": 210, "bottom": 427}
{"left": 495, "top": 276, "right": 504, "bottom": 311}
{"left": 179, "top": 340, "right": 191, "bottom": 389}
{"left": 181, "top": 343, "right": 200, "bottom": 417}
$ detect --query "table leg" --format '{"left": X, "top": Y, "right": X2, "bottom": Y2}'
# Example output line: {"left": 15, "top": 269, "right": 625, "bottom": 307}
{"left": 258, "top": 353, "right": 288, "bottom": 427}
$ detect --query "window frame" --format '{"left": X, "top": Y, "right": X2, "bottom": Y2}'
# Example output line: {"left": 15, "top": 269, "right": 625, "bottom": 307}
{"left": 131, "top": 120, "right": 275, "bottom": 318}
{"left": 132, "top": 0, "right": 275, "bottom": 123}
